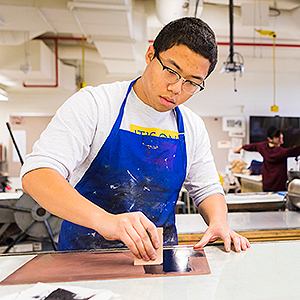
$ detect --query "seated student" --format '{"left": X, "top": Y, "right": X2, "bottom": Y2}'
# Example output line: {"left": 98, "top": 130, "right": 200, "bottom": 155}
{"left": 21, "top": 17, "right": 250, "bottom": 261}
{"left": 235, "top": 126, "right": 300, "bottom": 192}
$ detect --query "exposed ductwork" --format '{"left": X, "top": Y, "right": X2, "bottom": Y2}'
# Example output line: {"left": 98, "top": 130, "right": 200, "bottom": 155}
{"left": 1, "top": 0, "right": 300, "bottom": 91}
{"left": 22, "top": 36, "right": 87, "bottom": 89}
{"left": 23, "top": 38, "right": 58, "bottom": 88}
{"left": 155, "top": 0, "right": 203, "bottom": 25}
{"left": 155, "top": 0, "right": 187, "bottom": 25}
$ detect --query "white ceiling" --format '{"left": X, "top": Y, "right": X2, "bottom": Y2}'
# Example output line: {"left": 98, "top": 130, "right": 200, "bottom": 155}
{"left": 1, "top": 0, "right": 300, "bottom": 91}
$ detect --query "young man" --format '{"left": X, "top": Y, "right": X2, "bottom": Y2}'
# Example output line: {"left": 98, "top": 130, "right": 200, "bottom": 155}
{"left": 21, "top": 17, "right": 250, "bottom": 261}
{"left": 235, "top": 126, "right": 300, "bottom": 192}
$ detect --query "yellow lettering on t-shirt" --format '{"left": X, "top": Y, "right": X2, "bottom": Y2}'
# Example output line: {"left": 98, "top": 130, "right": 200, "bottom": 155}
{"left": 130, "top": 124, "right": 179, "bottom": 139}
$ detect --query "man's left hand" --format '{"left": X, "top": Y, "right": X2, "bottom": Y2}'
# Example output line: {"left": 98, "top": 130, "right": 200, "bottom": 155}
{"left": 193, "top": 222, "right": 251, "bottom": 252}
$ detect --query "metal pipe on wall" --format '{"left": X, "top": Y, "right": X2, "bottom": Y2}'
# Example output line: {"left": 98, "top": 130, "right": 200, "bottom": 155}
{"left": 217, "top": 42, "right": 300, "bottom": 48}
{"left": 23, "top": 36, "right": 86, "bottom": 88}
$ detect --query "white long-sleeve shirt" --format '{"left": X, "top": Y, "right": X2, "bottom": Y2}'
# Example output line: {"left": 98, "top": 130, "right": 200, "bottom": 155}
{"left": 21, "top": 80, "right": 223, "bottom": 207}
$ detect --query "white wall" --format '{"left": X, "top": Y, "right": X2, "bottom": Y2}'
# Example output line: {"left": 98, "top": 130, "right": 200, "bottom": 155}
{"left": 185, "top": 45, "right": 300, "bottom": 118}
{"left": 0, "top": 60, "right": 133, "bottom": 153}
{"left": 0, "top": 89, "right": 73, "bottom": 154}
{"left": 1, "top": 35, "right": 300, "bottom": 175}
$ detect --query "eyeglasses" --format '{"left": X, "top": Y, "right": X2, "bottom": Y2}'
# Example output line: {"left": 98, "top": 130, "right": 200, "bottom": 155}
{"left": 156, "top": 55, "right": 205, "bottom": 95}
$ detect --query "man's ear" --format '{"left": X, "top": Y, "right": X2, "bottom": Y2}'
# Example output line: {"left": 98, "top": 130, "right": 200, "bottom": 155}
{"left": 145, "top": 45, "right": 155, "bottom": 64}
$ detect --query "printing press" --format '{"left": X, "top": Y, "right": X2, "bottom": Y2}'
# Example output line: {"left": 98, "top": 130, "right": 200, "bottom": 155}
{"left": 0, "top": 192, "right": 61, "bottom": 253}
{"left": 286, "top": 170, "right": 300, "bottom": 211}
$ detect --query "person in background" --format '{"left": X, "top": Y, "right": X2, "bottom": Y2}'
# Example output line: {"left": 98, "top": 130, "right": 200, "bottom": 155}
{"left": 234, "top": 126, "right": 300, "bottom": 192}
{"left": 0, "top": 171, "right": 10, "bottom": 192}
{"left": 21, "top": 17, "right": 250, "bottom": 261}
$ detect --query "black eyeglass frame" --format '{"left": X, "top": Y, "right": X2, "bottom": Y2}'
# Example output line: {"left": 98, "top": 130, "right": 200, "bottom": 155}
{"left": 155, "top": 54, "right": 205, "bottom": 95}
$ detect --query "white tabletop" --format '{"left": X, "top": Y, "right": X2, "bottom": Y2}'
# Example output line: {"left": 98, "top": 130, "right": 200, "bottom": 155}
{"left": 1, "top": 240, "right": 300, "bottom": 300}
{"left": 0, "top": 191, "right": 23, "bottom": 201}
{"left": 176, "top": 211, "right": 300, "bottom": 234}
{"left": 225, "top": 192, "right": 285, "bottom": 204}
{"left": 233, "top": 173, "right": 262, "bottom": 182}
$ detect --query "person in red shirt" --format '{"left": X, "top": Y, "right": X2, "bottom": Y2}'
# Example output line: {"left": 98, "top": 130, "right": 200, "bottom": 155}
{"left": 234, "top": 126, "right": 300, "bottom": 192}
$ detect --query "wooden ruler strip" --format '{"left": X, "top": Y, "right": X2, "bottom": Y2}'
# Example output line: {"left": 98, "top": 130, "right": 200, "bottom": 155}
{"left": 178, "top": 228, "right": 300, "bottom": 244}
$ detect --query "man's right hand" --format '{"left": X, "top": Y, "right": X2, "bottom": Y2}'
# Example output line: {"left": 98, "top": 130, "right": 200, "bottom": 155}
{"left": 99, "top": 211, "right": 160, "bottom": 261}
{"left": 234, "top": 145, "right": 243, "bottom": 153}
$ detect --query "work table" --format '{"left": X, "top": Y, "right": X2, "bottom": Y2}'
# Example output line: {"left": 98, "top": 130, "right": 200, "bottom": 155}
{"left": 1, "top": 191, "right": 300, "bottom": 299}
{"left": 1, "top": 240, "right": 300, "bottom": 300}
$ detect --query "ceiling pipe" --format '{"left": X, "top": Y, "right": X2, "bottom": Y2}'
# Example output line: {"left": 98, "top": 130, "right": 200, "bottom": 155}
{"left": 155, "top": 0, "right": 187, "bottom": 25}
{"left": 218, "top": 42, "right": 300, "bottom": 48}
{"left": 40, "top": 37, "right": 87, "bottom": 42}
{"left": 155, "top": 0, "right": 203, "bottom": 25}
{"left": 229, "top": 0, "right": 234, "bottom": 64}
{"left": 148, "top": 40, "right": 300, "bottom": 48}
{"left": 23, "top": 36, "right": 86, "bottom": 88}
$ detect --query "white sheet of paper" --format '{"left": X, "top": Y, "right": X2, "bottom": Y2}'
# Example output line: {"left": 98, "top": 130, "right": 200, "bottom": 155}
{"left": 0, "top": 282, "right": 121, "bottom": 300}
{"left": 12, "top": 130, "right": 26, "bottom": 163}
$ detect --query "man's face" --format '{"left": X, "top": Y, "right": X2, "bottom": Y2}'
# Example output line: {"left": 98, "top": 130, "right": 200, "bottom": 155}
{"left": 136, "top": 44, "right": 211, "bottom": 112}
{"left": 274, "top": 133, "right": 284, "bottom": 146}
{"left": 268, "top": 133, "right": 284, "bottom": 146}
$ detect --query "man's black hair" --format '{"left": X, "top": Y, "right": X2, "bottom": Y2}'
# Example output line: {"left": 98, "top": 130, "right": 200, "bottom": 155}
{"left": 267, "top": 126, "right": 281, "bottom": 138}
{"left": 153, "top": 17, "right": 218, "bottom": 78}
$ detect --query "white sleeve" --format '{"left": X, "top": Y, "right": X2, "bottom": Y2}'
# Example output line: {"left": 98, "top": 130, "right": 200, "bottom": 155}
{"left": 182, "top": 107, "right": 224, "bottom": 207}
{"left": 20, "top": 88, "right": 98, "bottom": 181}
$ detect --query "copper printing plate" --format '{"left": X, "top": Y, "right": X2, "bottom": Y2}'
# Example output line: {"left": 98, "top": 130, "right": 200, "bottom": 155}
{"left": 0, "top": 246, "right": 211, "bottom": 285}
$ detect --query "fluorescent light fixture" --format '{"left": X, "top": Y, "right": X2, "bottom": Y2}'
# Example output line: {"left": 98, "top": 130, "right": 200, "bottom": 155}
{"left": 0, "top": 88, "right": 9, "bottom": 101}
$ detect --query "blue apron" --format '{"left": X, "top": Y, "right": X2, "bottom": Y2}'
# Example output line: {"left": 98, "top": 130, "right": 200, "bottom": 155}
{"left": 58, "top": 79, "right": 187, "bottom": 251}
